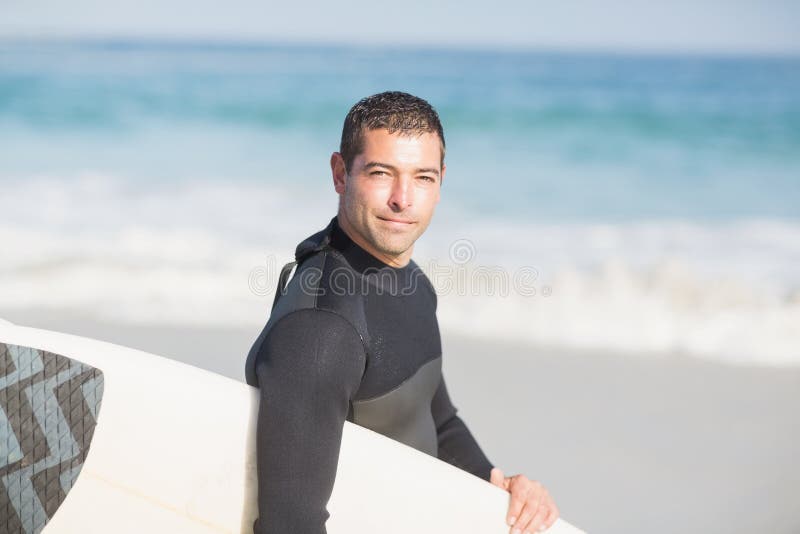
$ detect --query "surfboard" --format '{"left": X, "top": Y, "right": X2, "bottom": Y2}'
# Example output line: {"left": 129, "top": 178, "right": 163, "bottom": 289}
{"left": 0, "top": 320, "right": 586, "bottom": 533}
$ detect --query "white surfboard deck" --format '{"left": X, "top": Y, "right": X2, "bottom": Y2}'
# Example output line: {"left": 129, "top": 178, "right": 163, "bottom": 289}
{"left": 0, "top": 320, "right": 585, "bottom": 533}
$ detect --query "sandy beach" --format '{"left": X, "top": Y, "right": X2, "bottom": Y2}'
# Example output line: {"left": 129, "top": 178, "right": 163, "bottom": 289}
{"left": 2, "top": 308, "right": 797, "bottom": 534}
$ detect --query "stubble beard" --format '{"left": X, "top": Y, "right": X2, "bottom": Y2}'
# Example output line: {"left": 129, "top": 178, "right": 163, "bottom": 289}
{"left": 340, "top": 195, "right": 426, "bottom": 259}
{"left": 365, "top": 219, "right": 418, "bottom": 256}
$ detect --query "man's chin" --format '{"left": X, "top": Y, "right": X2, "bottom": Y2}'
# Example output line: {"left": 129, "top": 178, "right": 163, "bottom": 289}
{"left": 374, "top": 237, "right": 414, "bottom": 258}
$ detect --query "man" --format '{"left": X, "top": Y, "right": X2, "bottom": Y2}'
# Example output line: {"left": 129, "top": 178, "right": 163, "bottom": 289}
{"left": 245, "top": 91, "right": 559, "bottom": 534}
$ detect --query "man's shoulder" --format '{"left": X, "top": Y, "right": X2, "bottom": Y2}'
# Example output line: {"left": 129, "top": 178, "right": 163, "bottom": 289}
{"left": 245, "top": 302, "right": 366, "bottom": 387}
{"left": 267, "top": 306, "right": 362, "bottom": 340}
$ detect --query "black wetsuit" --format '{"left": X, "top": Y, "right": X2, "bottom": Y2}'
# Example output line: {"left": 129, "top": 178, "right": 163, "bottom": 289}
{"left": 245, "top": 215, "right": 494, "bottom": 534}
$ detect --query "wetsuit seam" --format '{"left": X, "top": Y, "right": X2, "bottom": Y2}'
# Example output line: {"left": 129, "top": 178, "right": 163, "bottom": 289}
{"left": 313, "top": 253, "right": 322, "bottom": 310}
{"left": 323, "top": 247, "right": 371, "bottom": 383}
{"left": 353, "top": 354, "right": 442, "bottom": 403}
{"left": 258, "top": 306, "right": 369, "bottom": 387}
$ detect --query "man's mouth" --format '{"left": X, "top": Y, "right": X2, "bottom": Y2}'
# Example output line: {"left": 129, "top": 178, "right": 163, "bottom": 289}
{"left": 378, "top": 216, "right": 416, "bottom": 225}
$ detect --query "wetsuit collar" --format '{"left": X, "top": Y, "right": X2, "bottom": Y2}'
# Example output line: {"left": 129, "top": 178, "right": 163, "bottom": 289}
{"left": 293, "top": 217, "right": 336, "bottom": 263}
{"left": 294, "top": 215, "right": 415, "bottom": 276}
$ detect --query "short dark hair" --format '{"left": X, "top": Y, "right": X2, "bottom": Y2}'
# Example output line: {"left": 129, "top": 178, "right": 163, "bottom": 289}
{"left": 339, "top": 91, "right": 445, "bottom": 173}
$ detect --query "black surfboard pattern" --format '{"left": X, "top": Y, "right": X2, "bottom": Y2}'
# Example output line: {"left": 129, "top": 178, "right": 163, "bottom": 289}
{"left": 1, "top": 343, "right": 104, "bottom": 533}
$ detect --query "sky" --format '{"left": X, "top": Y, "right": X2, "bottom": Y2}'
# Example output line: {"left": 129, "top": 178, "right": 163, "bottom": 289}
{"left": 1, "top": 0, "right": 799, "bottom": 55}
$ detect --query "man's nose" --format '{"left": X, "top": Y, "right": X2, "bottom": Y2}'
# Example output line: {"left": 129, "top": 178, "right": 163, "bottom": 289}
{"left": 388, "top": 176, "right": 413, "bottom": 211}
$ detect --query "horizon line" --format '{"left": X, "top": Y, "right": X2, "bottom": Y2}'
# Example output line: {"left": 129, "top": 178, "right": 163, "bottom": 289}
{"left": 2, "top": 33, "right": 799, "bottom": 60}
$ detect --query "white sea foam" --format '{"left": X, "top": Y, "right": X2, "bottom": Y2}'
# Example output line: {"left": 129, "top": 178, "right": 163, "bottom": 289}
{"left": 2, "top": 173, "right": 799, "bottom": 367}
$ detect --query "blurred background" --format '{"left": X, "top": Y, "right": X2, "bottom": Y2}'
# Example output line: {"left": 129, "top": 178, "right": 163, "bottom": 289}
{"left": 1, "top": 1, "right": 798, "bottom": 532}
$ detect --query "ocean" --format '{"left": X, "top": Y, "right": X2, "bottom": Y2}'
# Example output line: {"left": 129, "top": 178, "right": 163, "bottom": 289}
{"left": 1, "top": 39, "right": 799, "bottom": 366}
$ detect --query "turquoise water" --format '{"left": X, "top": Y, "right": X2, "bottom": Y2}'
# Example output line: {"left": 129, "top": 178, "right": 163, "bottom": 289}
{"left": 2, "top": 40, "right": 800, "bottom": 365}
{"left": 2, "top": 39, "right": 799, "bottom": 220}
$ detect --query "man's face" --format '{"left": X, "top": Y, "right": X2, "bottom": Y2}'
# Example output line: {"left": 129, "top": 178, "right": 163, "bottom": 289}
{"left": 331, "top": 128, "right": 444, "bottom": 267}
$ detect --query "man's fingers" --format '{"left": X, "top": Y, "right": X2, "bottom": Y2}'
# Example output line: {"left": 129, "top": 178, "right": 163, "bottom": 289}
{"left": 509, "top": 478, "right": 556, "bottom": 534}
{"left": 510, "top": 494, "right": 541, "bottom": 534}
{"left": 530, "top": 492, "right": 559, "bottom": 532}
{"left": 505, "top": 477, "right": 529, "bottom": 528}
{"left": 502, "top": 475, "right": 560, "bottom": 534}
{"left": 542, "top": 494, "right": 560, "bottom": 530}
{"left": 525, "top": 496, "right": 549, "bottom": 533}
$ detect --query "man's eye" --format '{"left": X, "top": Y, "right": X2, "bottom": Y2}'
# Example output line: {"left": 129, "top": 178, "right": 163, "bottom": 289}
{"left": 370, "top": 171, "right": 389, "bottom": 176}
{"left": 419, "top": 176, "right": 435, "bottom": 182}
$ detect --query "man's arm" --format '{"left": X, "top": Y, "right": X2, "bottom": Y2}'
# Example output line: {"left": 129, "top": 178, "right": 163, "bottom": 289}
{"left": 430, "top": 375, "right": 494, "bottom": 482}
{"left": 252, "top": 308, "right": 366, "bottom": 534}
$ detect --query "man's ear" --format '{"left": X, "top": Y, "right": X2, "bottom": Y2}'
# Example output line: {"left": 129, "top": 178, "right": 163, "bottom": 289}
{"left": 436, "top": 163, "right": 445, "bottom": 204}
{"left": 331, "top": 152, "right": 347, "bottom": 195}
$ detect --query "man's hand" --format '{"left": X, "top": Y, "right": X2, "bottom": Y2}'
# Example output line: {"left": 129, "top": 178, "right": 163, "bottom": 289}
{"left": 490, "top": 467, "right": 559, "bottom": 534}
